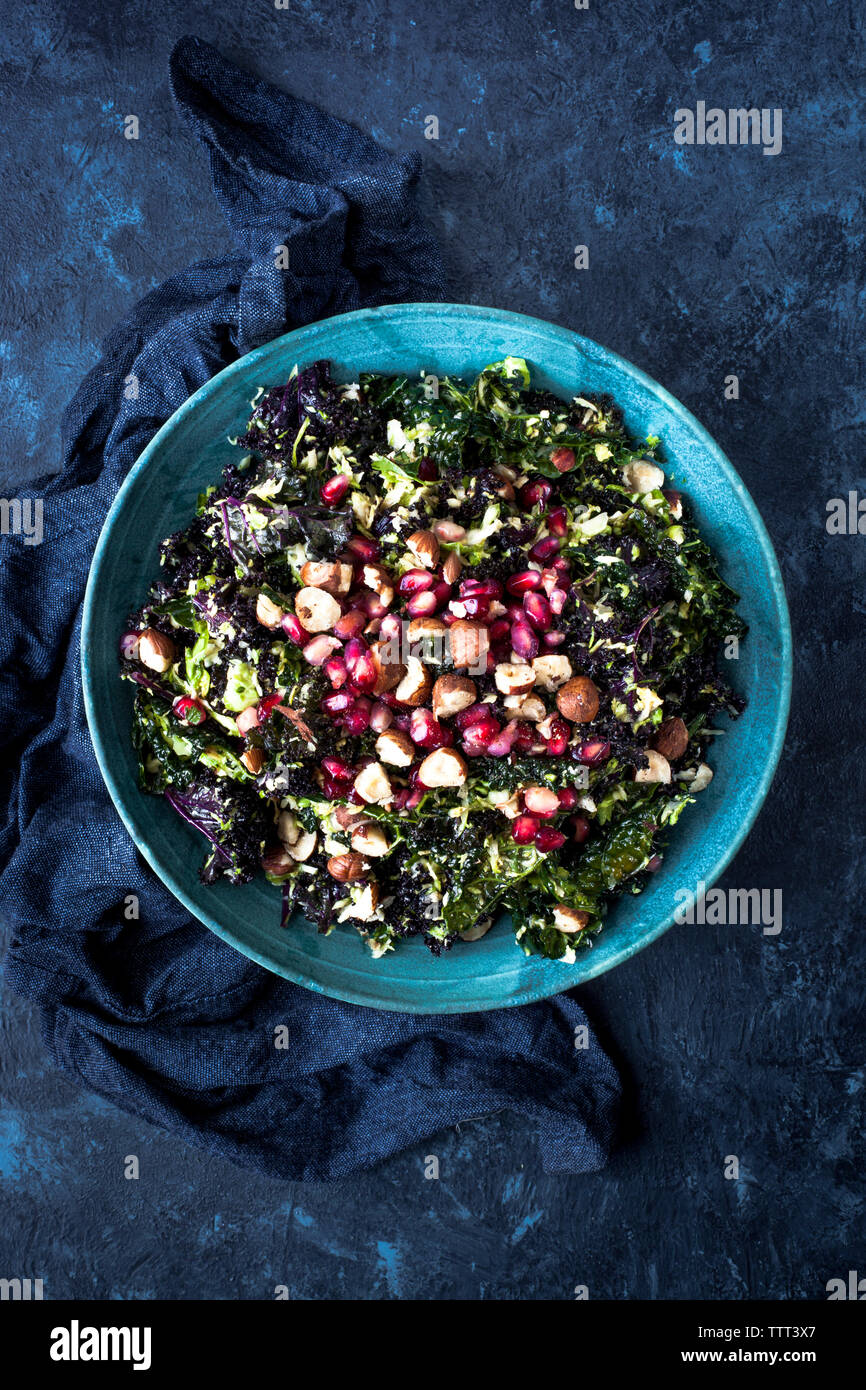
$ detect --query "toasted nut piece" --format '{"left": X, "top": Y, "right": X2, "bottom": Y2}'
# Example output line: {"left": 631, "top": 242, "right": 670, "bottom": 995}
{"left": 553, "top": 904, "right": 591, "bottom": 934}
{"left": 407, "top": 616, "right": 448, "bottom": 646}
{"left": 406, "top": 529, "right": 440, "bottom": 569}
{"left": 460, "top": 919, "right": 494, "bottom": 941}
{"left": 139, "top": 628, "right": 176, "bottom": 672}
{"left": 489, "top": 789, "right": 522, "bottom": 819}
{"left": 494, "top": 662, "right": 536, "bottom": 696}
{"left": 394, "top": 655, "right": 432, "bottom": 705}
{"left": 556, "top": 675, "right": 600, "bottom": 723}
{"left": 448, "top": 620, "right": 489, "bottom": 670}
{"left": 261, "top": 846, "right": 296, "bottom": 877}
{"left": 287, "top": 829, "right": 317, "bottom": 862}
{"left": 690, "top": 762, "right": 713, "bottom": 792}
{"left": 442, "top": 552, "right": 463, "bottom": 585}
{"left": 504, "top": 693, "right": 546, "bottom": 722}
{"left": 418, "top": 747, "right": 468, "bottom": 788}
{"left": 634, "top": 749, "right": 671, "bottom": 784}
{"left": 531, "top": 654, "right": 573, "bottom": 691}
{"left": 351, "top": 822, "right": 389, "bottom": 857}
{"left": 369, "top": 640, "right": 406, "bottom": 695}
{"left": 241, "top": 746, "right": 265, "bottom": 775}
{"left": 349, "top": 881, "right": 381, "bottom": 921}
{"left": 277, "top": 810, "right": 301, "bottom": 846}
{"left": 255, "top": 593, "right": 285, "bottom": 629}
{"left": 362, "top": 563, "right": 395, "bottom": 607}
{"left": 622, "top": 460, "right": 665, "bottom": 494}
{"left": 375, "top": 729, "right": 414, "bottom": 767}
{"left": 432, "top": 519, "right": 466, "bottom": 542}
{"left": 653, "top": 716, "right": 689, "bottom": 762}
{"left": 300, "top": 560, "right": 353, "bottom": 595}
{"left": 333, "top": 806, "right": 369, "bottom": 830}
{"left": 354, "top": 760, "right": 393, "bottom": 804}
{"left": 327, "top": 851, "right": 368, "bottom": 882}
{"left": 432, "top": 673, "right": 477, "bottom": 719}
{"left": 294, "top": 586, "right": 342, "bottom": 633}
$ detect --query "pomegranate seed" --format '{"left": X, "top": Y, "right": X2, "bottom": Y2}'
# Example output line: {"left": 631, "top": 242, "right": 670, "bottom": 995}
{"left": 378, "top": 612, "right": 402, "bottom": 643}
{"left": 523, "top": 785, "right": 560, "bottom": 817}
{"left": 541, "top": 567, "right": 559, "bottom": 595}
{"left": 512, "top": 814, "right": 540, "bottom": 845}
{"left": 544, "top": 716, "right": 571, "bottom": 756}
{"left": 543, "top": 631, "right": 566, "bottom": 648}
{"left": 460, "top": 578, "right": 503, "bottom": 600}
{"left": 577, "top": 739, "right": 611, "bottom": 765}
{"left": 334, "top": 609, "right": 368, "bottom": 640}
{"left": 370, "top": 701, "right": 394, "bottom": 733}
{"left": 489, "top": 618, "right": 511, "bottom": 644}
{"left": 322, "top": 691, "right": 353, "bottom": 716}
{"left": 462, "top": 595, "right": 490, "bottom": 620}
{"left": 519, "top": 480, "right": 552, "bottom": 509}
{"left": 572, "top": 814, "right": 591, "bottom": 843}
{"left": 461, "top": 716, "right": 501, "bottom": 753}
{"left": 405, "top": 788, "right": 425, "bottom": 809}
{"left": 173, "top": 695, "right": 207, "bottom": 726}
{"left": 343, "top": 702, "right": 371, "bottom": 735}
{"left": 547, "top": 507, "right": 568, "bottom": 536}
{"left": 303, "top": 634, "right": 341, "bottom": 665}
{"left": 486, "top": 720, "right": 521, "bottom": 757}
{"left": 406, "top": 590, "right": 438, "bottom": 618}
{"left": 322, "top": 757, "right": 355, "bottom": 782}
{"left": 359, "top": 589, "right": 389, "bottom": 619}
{"left": 346, "top": 535, "right": 379, "bottom": 562}
{"left": 119, "top": 631, "right": 140, "bottom": 661}
{"left": 325, "top": 656, "right": 348, "bottom": 688}
{"left": 530, "top": 535, "right": 561, "bottom": 562}
{"left": 548, "top": 588, "right": 568, "bottom": 616}
{"left": 523, "top": 591, "right": 552, "bottom": 631}
{"left": 512, "top": 720, "right": 536, "bottom": 753}
{"left": 432, "top": 581, "right": 452, "bottom": 606}
{"left": 454, "top": 703, "right": 490, "bottom": 732}
{"left": 320, "top": 474, "right": 351, "bottom": 506}
{"left": 391, "top": 711, "right": 412, "bottom": 732}
{"left": 410, "top": 708, "right": 447, "bottom": 749}
{"left": 535, "top": 825, "right": 566, "bottom": 851}
{"left": 557, "top": 787, "right": 579, "bottom": 809}
{"left": 236, "top": 704, "right": 260, "bottom": 735}
{"left": 511, "top": 622, "right": 539, "bottom": 660}
{"left": 345, "top": 638, "right": 377, "bottom": 692}
{"left": 399, "top": 568, "right": 435, "bottom": 596}
{"left": 321, "top": 774, "right": 345, "bottom": 800}
{"left": 550, "top": 447, "right": 575, "bottom": 473}
{"left": 258, "top": 692, "right": 283, "bottom": 721}
{"left": 440, "top": 611, "right": 457, "bottom": 626}
{"left": 552, "top": 556, "right": 571, "bottom": 577}
{"left": 391, "top": 788, "right": 410, "bottom": 810}
{"left": 506, "top": 570, "right": 543, "bottom": 596}
{"left": 418, "top": 457, "right": 439, "bottom": 480}
{"left": 281, "top": 613, "right": 305, "bottom": 645}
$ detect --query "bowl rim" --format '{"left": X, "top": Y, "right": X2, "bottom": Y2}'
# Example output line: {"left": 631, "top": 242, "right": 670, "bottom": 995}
{"left": 81, "top": 301, "right": 792, "bottom": 1011}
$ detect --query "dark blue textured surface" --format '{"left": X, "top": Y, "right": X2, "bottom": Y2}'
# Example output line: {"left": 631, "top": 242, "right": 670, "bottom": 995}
{"left": 0, "top": 1, "right": 863, "bottom": 1299}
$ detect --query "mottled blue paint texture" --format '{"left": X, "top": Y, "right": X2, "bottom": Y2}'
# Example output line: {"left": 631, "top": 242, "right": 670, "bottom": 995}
{"left": 0, "top": 0, "right": 863, "bottom": 1299}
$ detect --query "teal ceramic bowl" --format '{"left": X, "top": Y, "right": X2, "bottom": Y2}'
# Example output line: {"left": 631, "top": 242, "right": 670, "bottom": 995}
{"left": 81, "top": 303, "right": 791, "bottom": 1013}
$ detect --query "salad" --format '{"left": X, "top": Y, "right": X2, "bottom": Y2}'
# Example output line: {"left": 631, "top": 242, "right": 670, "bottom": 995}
{"left": 120, "top": 356, "right": 745, "bottom": 961}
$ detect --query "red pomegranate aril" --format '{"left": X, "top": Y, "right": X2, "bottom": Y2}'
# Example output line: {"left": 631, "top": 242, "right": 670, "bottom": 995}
{"left": 322, "top": 756, "right": 355, "bottom": 782}
{"left": 519, "top": 480, "right": 552, "bottom": 509}
{"left": 543, "top": 631, "right": 566, "bottom": 649}
{"left": 489, "top": 618, "right": 511, "bottom": 644}
{"left": 378, "top": 612, "right": 402, "bottom": 644}
{"left": 544, "top": 716, "right": 571, "bottom": 756}
{"left": 511, "top": 622, "right": 540, "bottom": 660}
{"left": 410, "top": 708, "right": 447, "bottom": 749}
{"left": 399, "top": 568, "right": 435, "bottom": 596}
{"left": 258, "top": 692, "right": 283, "bottom": 721}
{"left": 342, "top": 702, "right": 371, "bottom": 735}
{"left": 173, "top": 695, "right": 207, "bottom": 726}
{"left": 550, "top": 447, "right": 575, "bottom": 473}
{"left": 346, "top": 535, "right": 379, "bottom": 562}
{"left": 370, "top": 701, "right": 394, "bottom": 733}
{"left": 548, "top": 588, "right": 568, "bottom": 616}
{"left": 325, "top": 657, "right": 348, "bottom": 688}
{"left": 523, "top": 785, "right": 560, "bottom": 817}
{"left": 390, "top": 788, "right": 411, "bottom": 810}
{"left": 320, "top": 474, "right": 351, "bottom": 506}
{"left": 512, "top": 814, "right": 540, "bottom": 845}
{"left": 303, "top": 634, "right": 341, "bottom": 666}
{"left": 530, "top": 535, "right": 561, "bottom": 562}
{"left": 432, "top": 581, "right": 452, "bottom": 606}
{"left": 461, "top": 595, "right": 490, "bottom": 620}
{"left": 486, "top": 719, "right": 521, "bottom": 757}
{"left": 405, "top": 788, "right": 425, "bottom": 809}
{"left": 406, "top": 590, "right": 438, "bottom": 618}
{"left": 557, "top": 787, "right": 579, "bottom": 810}
{"left": 547, "top": 506, "right": 568, "bottom": 536}
{"left": 552, "top": 556, "right": 571, "bottom": 576}
{"left": 460, "top": 578, "right": 503, "bottom": 600}
{"left": 281, "top": 613, "right": 305, "bottom": 645}
{"left": 462, "top": 716, "right": 501, "bottom": 751}
{"left": 440, "top": 610, "right": 457, "bottom": 626}
{"left": 454, "top": 703, "right": 489, "bottom": 732}
{"left": 345, "top": 638, "right": 377, "bottom": 692}
{"left": 577, "top": 739, "right": 612, "bottom": 765}
{"left": 322, "top": 691, "right": 353, "bottom": 716}
{"left": 572, "top": 814, "right": 591, "bottom": 843}
{"left": 506, "top": 569, "right": 543, "bottom": 596}
{"left": 358, "top": 589, "right": 388, "bottom": 619}
{"left": 417, "top": 457, "right": 439, "bottom": 481}
{"left": 334, "top": 608, "right": 368, "bottom": 641}
{"left": 535, "top": 825, "right": 566, "bottom": 851}
{"left": 523, "top": 591, "right": 552, "bottom": 632}
{"left": 513, "top": 720, "right": 536, "bottom": 753}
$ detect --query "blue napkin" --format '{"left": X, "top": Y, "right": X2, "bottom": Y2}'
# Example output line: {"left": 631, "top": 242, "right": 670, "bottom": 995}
{"left": 0, "top": 36, "right": 621, "bottom": 1179}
